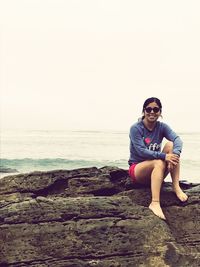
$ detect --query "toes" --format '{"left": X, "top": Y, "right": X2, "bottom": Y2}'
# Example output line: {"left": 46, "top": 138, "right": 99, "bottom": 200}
{"left": 149, "top": 204, "right": 166, "bottom": 220}
{"left": 176, "top": 192, "right": 188, "bottom": 202}
{"left": 158, "top": 213, "right": 166, "bottom": 220}
{"left": 173, "top": 187, "right": 188, "bottom": 202}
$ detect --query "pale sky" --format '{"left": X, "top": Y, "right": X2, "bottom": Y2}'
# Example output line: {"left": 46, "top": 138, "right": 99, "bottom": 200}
{"left": 0, "top": 0, "right": 200, "bottom": 132}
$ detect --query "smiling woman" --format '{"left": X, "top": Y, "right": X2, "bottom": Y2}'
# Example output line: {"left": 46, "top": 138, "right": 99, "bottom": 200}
{"left": 128, "top": 97, "right": 188, "bottom": 220}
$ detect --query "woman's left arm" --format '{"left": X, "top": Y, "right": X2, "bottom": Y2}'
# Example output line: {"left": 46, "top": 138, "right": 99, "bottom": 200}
{"left": 162, "top": 123, "right": 183, "bottom": 156}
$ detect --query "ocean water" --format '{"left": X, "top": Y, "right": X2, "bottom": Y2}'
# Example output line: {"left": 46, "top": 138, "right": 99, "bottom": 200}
{"left": 0, "top": 129, "right": 200, "bottom": 183}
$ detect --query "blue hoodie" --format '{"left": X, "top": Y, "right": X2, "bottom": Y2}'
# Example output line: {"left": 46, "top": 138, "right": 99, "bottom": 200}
{"left": 128, "top": 120, "right": 183, "bottom": 165}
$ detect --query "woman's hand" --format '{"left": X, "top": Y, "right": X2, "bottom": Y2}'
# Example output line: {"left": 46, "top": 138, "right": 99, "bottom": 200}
{"left": 165, "top": 153, "right": 179, "bottom": 166}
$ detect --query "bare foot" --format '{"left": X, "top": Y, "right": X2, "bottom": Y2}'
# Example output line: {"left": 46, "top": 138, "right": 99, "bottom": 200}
{"left": 149, "top": 201, "right": 166, "bottom": 220}
{"left": 173, "top": 186, "right": 188, "bottom": 202}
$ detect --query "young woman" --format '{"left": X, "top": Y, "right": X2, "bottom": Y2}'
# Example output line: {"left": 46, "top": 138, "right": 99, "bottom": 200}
{"left": 128, "top": 97, "right": 188, "bottom": 220}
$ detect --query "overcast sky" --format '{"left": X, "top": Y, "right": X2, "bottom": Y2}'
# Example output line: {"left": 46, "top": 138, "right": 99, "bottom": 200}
{"left": 1, "top": 0, "right": 200, "bottom": 132}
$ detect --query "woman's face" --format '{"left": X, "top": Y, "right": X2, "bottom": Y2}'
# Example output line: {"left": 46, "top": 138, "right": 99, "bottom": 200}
{"left": 143, "top": 101, "right": 161, "bottom": 123}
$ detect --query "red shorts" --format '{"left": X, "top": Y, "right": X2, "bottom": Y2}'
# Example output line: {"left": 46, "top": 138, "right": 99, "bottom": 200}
{"left": 128, "top": 163, "right": 138, "bottom": 183}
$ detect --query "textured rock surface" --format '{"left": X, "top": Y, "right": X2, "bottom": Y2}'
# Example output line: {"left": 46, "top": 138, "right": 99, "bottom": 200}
{"left": 0, "top": 166, "right": 199, "bottom": 267}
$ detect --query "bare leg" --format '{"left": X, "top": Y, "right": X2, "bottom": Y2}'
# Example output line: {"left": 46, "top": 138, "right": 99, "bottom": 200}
{"left": 170, "top": 163, "right": 188, "bottom": 201}
{"left": 162, "top": 142, "right": 188, "bottom": 202}
{"left": 134, "top": 160, "right": 166, "bottom": 220}
{"left": 148, "top": 160, "right": 166, "bottom": 220}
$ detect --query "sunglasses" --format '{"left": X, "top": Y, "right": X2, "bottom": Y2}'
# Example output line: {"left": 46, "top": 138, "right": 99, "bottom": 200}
{"left": 145, "top": 107, "right": 160, "bottom": 113}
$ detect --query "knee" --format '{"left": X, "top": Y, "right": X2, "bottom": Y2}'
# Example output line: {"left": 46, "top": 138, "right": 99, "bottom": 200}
{"left": 154, "top": 159, "right": 166, "bottom": 170}
{"left": 163, "top": 141, "right": 173, "bottom": 153}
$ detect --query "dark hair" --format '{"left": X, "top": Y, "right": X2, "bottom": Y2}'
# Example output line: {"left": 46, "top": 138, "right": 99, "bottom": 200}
{"left": 141, "top": 97, "right": 162, "bottom": 120}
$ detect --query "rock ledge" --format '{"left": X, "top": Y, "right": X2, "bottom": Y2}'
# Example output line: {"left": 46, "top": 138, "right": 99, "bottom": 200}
{"left": 0, "top": 166, "right": 199, "bottom": 267}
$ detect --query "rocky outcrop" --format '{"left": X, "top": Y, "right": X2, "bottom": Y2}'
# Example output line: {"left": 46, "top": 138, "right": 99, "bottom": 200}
{"left": 0, "top": 166, "right": 199, "bottom": 267}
